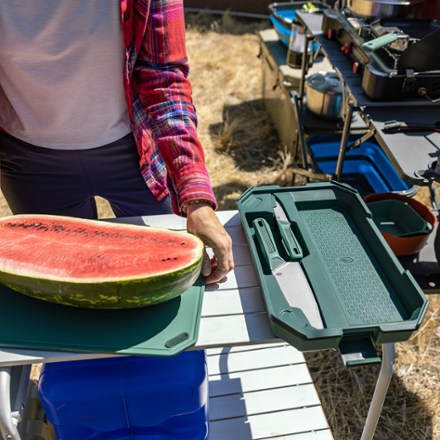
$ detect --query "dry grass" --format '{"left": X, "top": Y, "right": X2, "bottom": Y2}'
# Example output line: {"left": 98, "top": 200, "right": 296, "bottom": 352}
{"left": 305, "top": 292, "right": 440, "bottom": 440}
{"left": 0, "top": 11, "right": 438, "bottom": 440}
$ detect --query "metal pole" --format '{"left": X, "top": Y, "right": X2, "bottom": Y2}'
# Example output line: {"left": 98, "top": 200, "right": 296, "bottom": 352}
{"left": 298, "top": 34, "right": 311, "bottom": 100}
{"left": 360, "top": 343, "right": 395, "bottom": 440}
{"left": 334, "top": 102, "right": 354, "bottom": 181}
{"left": 0, "top": 367, "right": 21, "bottom": 440}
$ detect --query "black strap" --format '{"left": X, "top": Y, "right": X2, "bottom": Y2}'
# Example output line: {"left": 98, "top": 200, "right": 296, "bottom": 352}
{"left": 383, "top": 120, "right": 440, "bottom": 133}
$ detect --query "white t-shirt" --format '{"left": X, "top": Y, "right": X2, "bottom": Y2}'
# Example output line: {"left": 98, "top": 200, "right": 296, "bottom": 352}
{"left": 0, "top": 1, "right": 131, "bottom": 149}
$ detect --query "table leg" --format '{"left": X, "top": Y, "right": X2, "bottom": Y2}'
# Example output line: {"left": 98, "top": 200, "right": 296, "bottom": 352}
{"left": 360, "top": 343, "right": 395, "bottom": 440}
{"left": 335, "top": 102, "right": 354, "bottom": 181}
{"left": 0, "top": 367, "right": 21, "bottom": 440}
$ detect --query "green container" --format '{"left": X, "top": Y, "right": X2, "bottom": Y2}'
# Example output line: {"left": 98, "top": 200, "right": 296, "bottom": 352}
{"left": 367, "top": 199, "right": 432, "bottom": 237}
{"left": 0, "top": 277, "right": 205, "bottom": 357}
{"left": 237, "top": 182, "right": 428, "bottom": 365}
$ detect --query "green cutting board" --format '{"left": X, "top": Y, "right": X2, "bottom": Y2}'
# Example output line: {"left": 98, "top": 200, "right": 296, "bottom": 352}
{"left": 0, "top": 277, "right": 204, "bottom": 357}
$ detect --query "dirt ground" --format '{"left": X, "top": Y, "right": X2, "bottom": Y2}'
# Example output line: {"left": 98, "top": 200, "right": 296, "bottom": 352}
{"left": 0, "top": 11, "right": 438, "bottom": 440}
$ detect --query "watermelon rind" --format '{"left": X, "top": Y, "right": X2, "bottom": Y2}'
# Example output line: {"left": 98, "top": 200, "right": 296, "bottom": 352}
{"left": 0, "top": 215, "right": 204, "bottom": 309}
{"left": 0, "top": 260, "right": 202, "bottom": 308}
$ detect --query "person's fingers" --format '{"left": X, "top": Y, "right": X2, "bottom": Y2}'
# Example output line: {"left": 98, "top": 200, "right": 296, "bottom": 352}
{"left": 205, "top": 269, "right": 227, "bottom": 285}
{"left": 205, "top": 246, "right": 233, "bottom": 284}
{"left": 201, "top": 250, "right": 213, "bottom": 276}
{"left": 186, "top": 205, "right": 234, "bottom": 284}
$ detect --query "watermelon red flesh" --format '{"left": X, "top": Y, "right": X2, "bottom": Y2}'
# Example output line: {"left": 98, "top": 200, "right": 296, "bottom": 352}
{"left": 0, "top": 215, "right": 204, "bottom": 309}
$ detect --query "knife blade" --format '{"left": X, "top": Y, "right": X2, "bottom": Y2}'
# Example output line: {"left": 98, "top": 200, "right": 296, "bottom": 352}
{"left": 253, "top": 211, "right": 324, "bottom": 330}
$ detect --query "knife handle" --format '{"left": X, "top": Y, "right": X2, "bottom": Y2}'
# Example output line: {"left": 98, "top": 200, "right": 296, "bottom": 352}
{"left": 275, "top": 218, "right": 303, "bottom": 261}
{"left": 253, "top": 218, "right": 285, "bottom": 271}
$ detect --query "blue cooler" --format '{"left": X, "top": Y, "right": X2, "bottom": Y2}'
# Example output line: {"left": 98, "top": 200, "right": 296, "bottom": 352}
{"left": 38, "top": 351, "right": 209, "bottom": 440}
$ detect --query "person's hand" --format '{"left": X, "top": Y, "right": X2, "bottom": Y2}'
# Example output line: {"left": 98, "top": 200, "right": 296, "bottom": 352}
{"left": 186, "top": 204, "right": 234, "bottom": 284}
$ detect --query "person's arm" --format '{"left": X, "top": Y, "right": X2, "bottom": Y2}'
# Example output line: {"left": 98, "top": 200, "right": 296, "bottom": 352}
{"left": 134, "top": 0, "right": 234, "bottom": 282}
{"left": 186, "top": 203, "right": 234, "bottom": 284}
{"left": 133, "top": 0, "right": 216, "bottom": 214}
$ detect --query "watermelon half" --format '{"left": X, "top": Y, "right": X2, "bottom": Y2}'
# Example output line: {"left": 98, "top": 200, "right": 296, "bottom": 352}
{"left": 0, "top": 215, "right": 204, "bottom": 309}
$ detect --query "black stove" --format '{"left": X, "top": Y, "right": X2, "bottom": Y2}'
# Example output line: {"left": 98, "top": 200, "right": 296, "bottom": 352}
{"left": 321, "top": 8, "right": 440, "bottom": 101}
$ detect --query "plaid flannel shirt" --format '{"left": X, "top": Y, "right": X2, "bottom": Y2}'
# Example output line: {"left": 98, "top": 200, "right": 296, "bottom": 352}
{"left": 120, "top": 0, "right": 217, "bottom": 214}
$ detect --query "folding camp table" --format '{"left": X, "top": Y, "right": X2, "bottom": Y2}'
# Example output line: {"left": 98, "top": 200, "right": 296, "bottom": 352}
{"left": 0, "top": 210, "right": 422, "bottom": 440}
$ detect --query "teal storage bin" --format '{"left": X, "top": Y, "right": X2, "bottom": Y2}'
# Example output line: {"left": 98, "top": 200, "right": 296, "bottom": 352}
{"left": 367, "top": 199, "right": 432, "bottom": 237}
{"left": 38, "top": 351, "right": 209, "bottom": 439}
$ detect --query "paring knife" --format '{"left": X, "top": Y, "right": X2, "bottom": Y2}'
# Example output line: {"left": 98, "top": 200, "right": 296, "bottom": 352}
{"left": 253, "top": 204, "right": 324, "bottom": 330}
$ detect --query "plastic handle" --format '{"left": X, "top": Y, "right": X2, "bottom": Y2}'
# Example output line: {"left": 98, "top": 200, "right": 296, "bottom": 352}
{"left": 253, "top": 218, "right": 284, "bottom": 272}
{"left": 275, "top": 216, "right": 303, "bottom": 261}
{"left": 362, "top": 33, "right": 398, "bottom": 52}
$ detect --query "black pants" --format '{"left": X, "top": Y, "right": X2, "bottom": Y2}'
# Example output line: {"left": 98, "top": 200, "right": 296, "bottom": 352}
{"left": 0, "top": 131, "right": 172, "bottom": 218}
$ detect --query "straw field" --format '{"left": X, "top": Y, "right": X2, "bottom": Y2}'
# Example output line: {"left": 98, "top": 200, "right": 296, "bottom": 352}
{"left": 0, "top": 11, "right": 438, "bottom": 440}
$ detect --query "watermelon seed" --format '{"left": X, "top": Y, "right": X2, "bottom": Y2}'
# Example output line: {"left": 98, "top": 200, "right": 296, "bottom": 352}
{"left": 7, "top": 222, "right": 48, "bottom": 230}
{"left": 51, "top": 224, "right": 66, "bottom": 232}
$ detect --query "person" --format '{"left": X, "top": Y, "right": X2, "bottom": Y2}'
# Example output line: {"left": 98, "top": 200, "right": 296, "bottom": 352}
{"left": 0, "top": 0, "right": 234, "bottom": 284}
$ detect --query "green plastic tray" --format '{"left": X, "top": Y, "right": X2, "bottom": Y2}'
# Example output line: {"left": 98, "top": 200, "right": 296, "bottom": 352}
{"left": 237, "top": 182, "right": 428, "bottom": 363}
{"left": 0, "top": 277, "right": 204, "bottom": 357}
{"left": 367, "top": 199, "right": 432, "bottom": 237}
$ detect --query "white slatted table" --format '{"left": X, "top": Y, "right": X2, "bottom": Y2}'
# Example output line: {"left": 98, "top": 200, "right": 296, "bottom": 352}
{"left": 207, "top": 343, "right": 333, "bottom": 440}
{"left": 0, "top": 211, "right": 333, "bottom": 440}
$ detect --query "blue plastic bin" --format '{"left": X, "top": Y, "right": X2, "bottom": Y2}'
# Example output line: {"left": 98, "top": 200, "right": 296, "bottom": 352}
{"left": 268, "top": 2, "right": 326, "bottom": 48}
{"left": 308, "top": 139, "right": 416, "bottom": 196}
{"left": 38, "top": 351, "right": 209, "bottom": 440}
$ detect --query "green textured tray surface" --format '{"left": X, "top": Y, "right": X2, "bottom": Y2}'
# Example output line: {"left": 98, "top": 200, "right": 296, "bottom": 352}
{"left": 301, "top": 208, "right": 403, "bottom": 325}
{"left": 0, "top": 277, "right": 204, "bottom": 357}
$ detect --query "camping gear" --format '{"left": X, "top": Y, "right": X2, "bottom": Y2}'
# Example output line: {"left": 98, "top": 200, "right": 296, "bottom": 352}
{"left": 0, "top": 273, "right": 204, "bottom": 356}
{"left": 347, "top": 0, "right": 427, "bottom": 19}
{"left": 322, "top": 8, "right": 440, "bottom": 100}
{"left": 382, "top": 120, "right": 440, "bottom": 134}
{"left": 305, "top": 71, "right": 344, "bottom": 120}
{"left": 308, "top": 137, "right": 416, "bottom": 196}
{"left": 237, "top": 182, "right": 428, "bottom": 365}
{"left": 253, "top": 201, "right": 324, "bottom": 329}
{"left": 38, "top": 352, "right": 209, "bottom": 439}
{"left": 269, "top": 2, "right": 328, "bottom": 47}
{"left": 287, "top": 20, "right": 314, "bottom": 68}
{"left": 364, "top": 192, "right": 437, "bottom": 256}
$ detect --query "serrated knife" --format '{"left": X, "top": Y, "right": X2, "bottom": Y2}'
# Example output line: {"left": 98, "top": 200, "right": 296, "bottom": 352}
{"left": 253, "top": 203, "right": 324, "bottom": 329}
